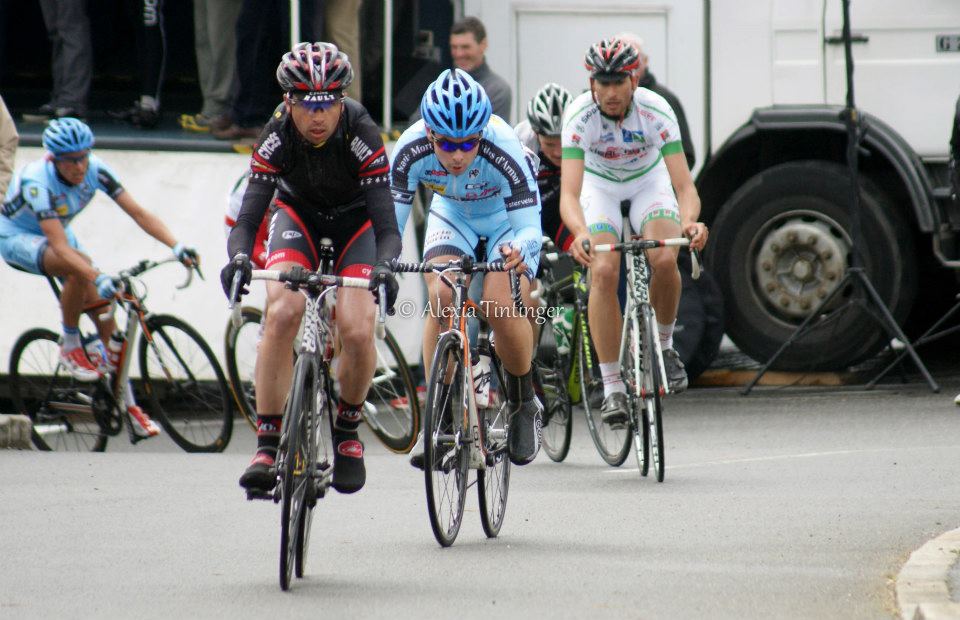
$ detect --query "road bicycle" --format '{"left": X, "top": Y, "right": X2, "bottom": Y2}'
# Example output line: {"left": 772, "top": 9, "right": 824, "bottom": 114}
{"left": 229, "top": 241, "right": 388, "bottom": 590}
{"left": 9, "top": 258, "right": 232, "bottom": 452}
{"left": 390, "top": 255, "right": 521, "bottom": 547}
{"left": 223, "top": 302, "right": 419, "bottom": 452}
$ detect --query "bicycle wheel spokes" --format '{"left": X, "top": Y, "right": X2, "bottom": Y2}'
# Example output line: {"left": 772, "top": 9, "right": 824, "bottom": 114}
{"left": 362, "top": 330, "right": 419, "bottom": 452}
{"left": 625, "top": 316, "right": 649, "bottom": 477}
{"left": 281, "top": 359, "right": 315, "bottom": 590}
{"left": 535, "top": 319, "right": 573, "bottom": 463}
{"left": 224, "top": 307, "right": 262, "bottom": 430}
{"left": 9, "top": 328, "right": 107, "bottom": 452}
{"left": 478, "top": 356, "right": 510, "bottom": 538}
{"left": 643, "top": 312, "right": 666, "bottom": 482}
{"left": 578, "top": 322, "right": 631, "bottom": 466}
{"left": 296, "top": 367, "right": 331, "bottom": 579}
{"left": 424, "top": 335, "right": 468, "bottom": 547}
{"left": 140, "top": 315, "right": 233, "bottom": 452}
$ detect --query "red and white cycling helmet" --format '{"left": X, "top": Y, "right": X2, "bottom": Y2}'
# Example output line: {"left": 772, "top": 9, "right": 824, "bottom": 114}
{"left": 276, "top": 41, "right": 354, "bottom": 101}
{"left": 584, "top": 38, "right": 640, "bottom": 81}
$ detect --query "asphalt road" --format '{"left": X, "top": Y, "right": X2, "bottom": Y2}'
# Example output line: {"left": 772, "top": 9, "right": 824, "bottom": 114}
{"left": 3, "top": 382, "right": 960, "bottom": 619}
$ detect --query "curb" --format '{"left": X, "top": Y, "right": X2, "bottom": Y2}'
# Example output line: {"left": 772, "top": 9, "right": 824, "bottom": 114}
{"left": 897, "top": 527, "right": 960, "bottom": 619}
{"left": 0, "top": 414, "right": 32, "bottom": 449}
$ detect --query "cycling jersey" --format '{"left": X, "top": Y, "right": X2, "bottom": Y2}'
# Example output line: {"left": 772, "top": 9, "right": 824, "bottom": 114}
{"left": 515, "top": 120, "right": 571, "bottom": 252}
{"left": 390, "top": 115, "right": 542, "bottom": 271}
{"left": 224, "top": 170, "right": 268, "bottom": 269}
{"left": 227, "top": 99, "right": 401, "bottom": 266}
{"left": 0, "top": 154, "right": 123, "bottom": 237}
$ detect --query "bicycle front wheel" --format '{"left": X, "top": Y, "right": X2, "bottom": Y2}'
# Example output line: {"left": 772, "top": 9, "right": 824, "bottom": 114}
{"left": 642, "top": 309, "right": 666, "bottom": 482}
{"left": 423, "top": 333, "right": 468, "bottom": 547}
{"left": 362, "top": 328, "right": 420, "bottom": 453}
{"left": 224, "top": 306, "right": 262, "bottom": 431}
{"left": 624, "top": 314, "right": 649, "bottom": 477}
{"left": 139, "top": 315, "right": 233, "bottom": 452}
{"left": 534, "top": 317, "right": 573, "bottom": 463}
{"left": 296, "top": 363, "right": 334, "bottom": 579}
{"left": 477, "top": 352, "right": 510, "bottom": 538}
{"left": 9, "top": 328, "right": 108, "bottom": 452}
{"left": 577, "top": 316, "right": 631, "bottom": 466}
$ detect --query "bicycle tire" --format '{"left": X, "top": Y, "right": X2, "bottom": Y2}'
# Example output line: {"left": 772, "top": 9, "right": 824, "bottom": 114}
{"left": 139, "top": 315, "right": 233, "bottom": 453}
{"left": 534, "top": 315, "right": 573, "bottom": 463}
{"left": 477, "top": 351, "right": 510, "bottom": 538}
{"left": 577, "top": 315, "right": 631, "bottom": 466}
{"left": 280, "top": 356, "right": 316, "bottom": 590}
{"left": 643, "top": 308, "right": 666, "bottom": 482}
{"left": 362, "top": 328, "right": 420, "bottom": 453}
{"left": 9, "top": 328, "right": 108, "bottom": 452}
{"left": 624, "top": 314, "right": 649, "bottom": 477}
{"left": 224, "top": 306, "right": 262, "bottom": 431}
{"left": 297, "top": 360, "right": 333, "bottom": 579}
{"left": 423, "top": 333, "right": 468, "bottom": 547}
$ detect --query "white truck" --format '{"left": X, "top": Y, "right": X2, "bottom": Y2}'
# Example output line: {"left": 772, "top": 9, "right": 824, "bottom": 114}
{"left": 469, "top": 0, "right": 960, "bottom": 368}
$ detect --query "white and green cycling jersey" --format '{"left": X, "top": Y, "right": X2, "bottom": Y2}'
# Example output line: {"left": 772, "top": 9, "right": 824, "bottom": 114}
{"left": 561, "top": 87, "right": 683, "bottom": 183}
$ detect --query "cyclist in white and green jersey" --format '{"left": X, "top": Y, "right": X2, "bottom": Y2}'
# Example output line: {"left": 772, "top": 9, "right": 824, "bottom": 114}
{"left": 559, "top": 37, "right": 709, "bottom": 426}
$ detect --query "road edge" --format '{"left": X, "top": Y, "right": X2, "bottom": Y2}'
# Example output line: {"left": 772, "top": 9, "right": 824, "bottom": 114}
{"left": 897, "top": 526, "right": 960, "bottom": 620}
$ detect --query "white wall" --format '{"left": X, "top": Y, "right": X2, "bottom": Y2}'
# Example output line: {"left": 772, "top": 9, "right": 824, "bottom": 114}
{"left": 0, "top": 148, "right": 425, "bottom": 374}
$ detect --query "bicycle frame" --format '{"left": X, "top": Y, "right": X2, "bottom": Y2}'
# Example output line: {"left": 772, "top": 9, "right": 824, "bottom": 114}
{"left": 620, "top": 249, "right": 669, "bottom": 397}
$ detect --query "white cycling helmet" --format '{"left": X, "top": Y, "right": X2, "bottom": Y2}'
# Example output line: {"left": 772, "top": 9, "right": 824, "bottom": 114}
{"left": 526, "top": 83, "right": 573, "bottom": 136}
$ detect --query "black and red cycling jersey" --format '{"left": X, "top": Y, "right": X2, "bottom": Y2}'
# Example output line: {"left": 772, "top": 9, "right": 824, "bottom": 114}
{"left": 227, "top": 99, "right": 402, "bottom": 265}
{"left": 535, "top": 154, "right": 572, "bottom": 253}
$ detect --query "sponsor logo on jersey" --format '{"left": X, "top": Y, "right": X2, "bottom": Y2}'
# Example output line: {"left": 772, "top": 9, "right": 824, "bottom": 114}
{"left": 660, "top": 129, "right": 671, "bottom": 142}
{"left": 580, "top": 107, "right": 599, "bottom": 124}
{"left": 570, "top": 133, "right": 582, "bottom": 144}
{"left": 426, "top": 169, "right": 448, "bottom": 177}
{"left": 599, "top": 132, "right": 615, "bottom": 143}
{"left": 349, "top": 136, "right": 373, "bottom": 163}
{"left": 469, "top": 168, "right": 480, "bottom": 178}
{"left": 423, "top": 182, "right": 446, "bottom": 194}
{"left": 281, "top": 230, "right": 302, "bottom": 240}
{"left": 258, "top": 132, "right": 282, "bottom": 160}
{"left": 55, "top": 203, "right": 69, "bottom": 217}
{"left": 622, "top": 129, "right": 645, "bottom": 143}
{"left": 465, "top": 182, "right": 488, "bottom": 190}
{"left": 425, "top": 229, "right": 454, "bottom": 245}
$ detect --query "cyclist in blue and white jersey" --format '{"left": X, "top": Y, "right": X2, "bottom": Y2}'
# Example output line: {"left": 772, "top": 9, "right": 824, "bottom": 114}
{"left": 559, "top": 38, "right": 709, "bottom": 426}
{"left": 0, "top": 118, "right": 198, "bottom": 437}
{"left": 391, "top": 68, "right": 544, "bottom": 466}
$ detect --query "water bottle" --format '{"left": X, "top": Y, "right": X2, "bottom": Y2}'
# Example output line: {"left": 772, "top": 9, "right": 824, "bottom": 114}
{"left": 107, "top": 331, "right": 125, "bottom": 371}
{"left": 471, "top": 348, "right": 492, "bottom": 408}
{"left": 551, "top": 306, "right": 574, "bottom": 355}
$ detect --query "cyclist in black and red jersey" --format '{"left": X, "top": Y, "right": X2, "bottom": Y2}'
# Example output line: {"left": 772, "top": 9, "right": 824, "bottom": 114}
{"left": 220, "top": 42, "right": 401, "bottom": 496}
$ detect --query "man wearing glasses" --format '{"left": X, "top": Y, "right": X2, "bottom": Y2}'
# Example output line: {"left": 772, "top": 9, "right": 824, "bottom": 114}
{"left": 221, "top": 42, "right": 401, "bottom": 496}
{"left": 0, "top": 117, "right": 197, "bottom": 437}
{"left": 391, "top": 68, "right": 544, "bottom": 467}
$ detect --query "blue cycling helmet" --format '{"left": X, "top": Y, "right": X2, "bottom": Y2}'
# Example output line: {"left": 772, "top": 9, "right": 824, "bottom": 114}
{"left": 419, "top": 68, "right": 491, "bottom": 138}
{"left": 42, "top": 118, "right": 94, "bottom": 155}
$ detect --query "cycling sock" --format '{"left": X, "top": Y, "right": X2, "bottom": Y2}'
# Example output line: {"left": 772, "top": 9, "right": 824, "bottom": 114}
{"left": 333, "top": 399, "right": 365, "bottom": 494}
{"left": 504, "top": 368, "right": 535, "bottom": 404}
{"left": 658, "top": 320, "right": 676, "bottom": 350}
{"left": 255, "top": 414, "right": 282, "bottom": 459}
{"left": 62, "top": 324, "right": 81, "bottom": 350}
{"left": 600, "top": 362, "right": 626, "bottom": 397}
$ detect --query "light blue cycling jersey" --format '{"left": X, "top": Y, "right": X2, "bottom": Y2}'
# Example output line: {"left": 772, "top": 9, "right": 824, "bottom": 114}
{"left": 390, "top": 115, "right": 543, "bottom": 269}
{"left": 0, "top": 154, "right": 124, "bottom": 237}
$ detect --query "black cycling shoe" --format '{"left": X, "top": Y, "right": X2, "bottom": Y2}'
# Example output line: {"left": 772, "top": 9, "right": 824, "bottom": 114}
{"left": 507, "top": 397, "right": 543, "bottom": 465}
{"left": 600, "top": 392, "right": 630, "bottom": 428}
{"left": 332, "top": 436, "right": 366, "bottom": 494}
{"left": 109, "top": 103, "right": 161, "bottom": 129}
{"left": 663, "top": 348, "right": 688, "bottom": 393}
{"left": 409, "top": 431, "right": 425, "bottom": 469}
{"left": 239, "top": 453, "right": 276, "bottom": 491}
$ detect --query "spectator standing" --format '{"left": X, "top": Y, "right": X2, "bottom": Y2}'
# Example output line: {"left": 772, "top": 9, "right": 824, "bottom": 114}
{"left": 616, "top": 32, "right": 696, "bottom": 170}
{"left": 321, "top": 0, "right": 364, "bottom": 104}
{"left": 450, "top": 16, "right": 511, "bottom": 122}
{"left": 180, "top": 0, "right": 243, "bottom": 133}
{"left": 213, "top": 0, "right": 287, "bottom": 141}
{"left": 29, "top": 0, "right": 93, "bottom": 121}
{"left": 111, "top": 0, "right": 169, "bottom": 129}
{"left": 0, "top": 96, "right": 19, "bottom": 196}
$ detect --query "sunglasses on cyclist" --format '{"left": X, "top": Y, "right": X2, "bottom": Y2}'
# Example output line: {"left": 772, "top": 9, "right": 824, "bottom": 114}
{"left": 54, "top": 152, "right": 89, "bottom": 164}
{"left": 288, "top": 92, "right": 340, "bottom": 112}
{"left": 431, "top": 135, "right": 481, "bottom": 153}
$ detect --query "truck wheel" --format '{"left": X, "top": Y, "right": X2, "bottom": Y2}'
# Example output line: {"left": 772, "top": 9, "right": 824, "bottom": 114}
{"left": 708, "top": 160, "right": 916, "bottom": 370}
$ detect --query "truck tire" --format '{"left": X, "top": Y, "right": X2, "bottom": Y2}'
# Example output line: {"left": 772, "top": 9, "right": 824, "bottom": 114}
{"left": 708, "top": 160, "right": 916, "bottom": 370}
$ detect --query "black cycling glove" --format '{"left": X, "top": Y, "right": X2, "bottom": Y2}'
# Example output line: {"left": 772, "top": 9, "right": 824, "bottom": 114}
{"left": 368, "top": 260, "right": 399, "bottom": 313}
{"left": 220, "top": 253, "right": 252, "bottom": 302}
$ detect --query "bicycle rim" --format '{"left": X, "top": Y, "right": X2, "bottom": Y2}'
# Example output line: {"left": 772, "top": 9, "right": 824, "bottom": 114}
{"left": 424, "top": 334, "right": 468, "bottom": 547}
{"left": 280, "top": 359, "right": 312, "bottom": 590}
{"left": 362, "top": 329, "right": 420, "bottom": 452}
{"left": 644, "top": 310, "right": 666, "bottom": 482}
{"left": 224, "top": 307, "right": 262, "bottom": 431}
{"left": 535, "top": 318, "right": 573, "bottom": 463}
{"left": 296, "top": 362, "right": 327, "bottom": 579}
{"left": 625, "top": 315, "right": 649, "bottom": 477}
{"left": 9, "top": 328, "right": 108, "bottom": 452}
{"left": 478, "top": 354, "right": 510, "bottom": 538}
{"left": 578, "top": 317, "right": 631, "bottom": 466}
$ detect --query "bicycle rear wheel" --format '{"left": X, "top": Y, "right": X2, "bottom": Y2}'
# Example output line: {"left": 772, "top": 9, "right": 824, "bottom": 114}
{"left": 577, "top": 316, "right": 631, "bottom": 466}
{"left": 423, "top": 333, "right": 468, "bottom": 547}
{"left": 295, "top": 363, "right": 334, "bottom": 579}
{"left": 642, "top": 309, "right": 666, "bottom": 482}
{"left": 534, "top": 317, "right": 573, "bottom": 463}
{"left": 280, "top": 356, "right": 316, "bottom": 590}
{"left": 477, "top": 352, "right": 510, "bottom": 538}
{"left": 362, "top": 328, "right": 420, "bottom": 453}
{"left": 224, "top": 306, "right": 262, "bottom": 431}
{"left": 9, "top": 328, "right": 108, "bottom": 452}
{"left": 139, "top": 315, "right": 233, "bottom": 452}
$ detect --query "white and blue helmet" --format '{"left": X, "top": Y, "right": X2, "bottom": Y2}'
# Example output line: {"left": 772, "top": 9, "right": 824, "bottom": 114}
{"left": 420, "top": 68, "right": 492, "bottom": 138}
{"left": 42, "top": 118, "right": 94, "bottom": 155}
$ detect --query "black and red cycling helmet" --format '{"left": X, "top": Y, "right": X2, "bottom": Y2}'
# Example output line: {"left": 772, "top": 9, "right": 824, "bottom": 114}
{"left": 276, "top": 41, "right": 354, "bottom": 98}
{"left": 584, "top": 38, "right": 640, "bottom": 81}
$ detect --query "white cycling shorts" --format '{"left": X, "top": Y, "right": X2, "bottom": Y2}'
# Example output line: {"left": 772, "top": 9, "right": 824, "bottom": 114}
{"left": 580, "top": 168, "right": 680, "bottom": 239}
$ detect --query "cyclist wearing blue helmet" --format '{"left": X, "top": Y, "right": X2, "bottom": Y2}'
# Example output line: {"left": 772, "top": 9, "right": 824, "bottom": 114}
{"left": 0, "top": 118, "right": 198, "bottom": 438}
{"left": 391, "top": 68, "right": 544, "bottom": 466}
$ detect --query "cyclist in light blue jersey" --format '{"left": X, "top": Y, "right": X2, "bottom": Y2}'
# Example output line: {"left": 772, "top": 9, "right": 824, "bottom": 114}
{"left": 0, "top": 118, "right": 198, "bottom": 437}
{"left": 391, "top": 68, "right": 544, "bottom": 466}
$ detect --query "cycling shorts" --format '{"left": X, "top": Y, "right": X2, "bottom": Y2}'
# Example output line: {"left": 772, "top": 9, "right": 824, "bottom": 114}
{"left": 264, "top": 199, "right": 374, "bottom": 278}
{"left": 580, "top": 168, "right": 680, "bottom": 239}
{"left": 423, "top": 196, "right": 540, "bottom": 279}
{"left": 0, "top": 228, "right": 84, "bottom": 275}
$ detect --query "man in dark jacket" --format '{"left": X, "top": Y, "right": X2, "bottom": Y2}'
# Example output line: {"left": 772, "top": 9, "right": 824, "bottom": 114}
{"left": 617, "top": 32, "right": 696, "bottom": 170}
{"left": 450, "top": 16, "right": 512, "bottom": 122}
